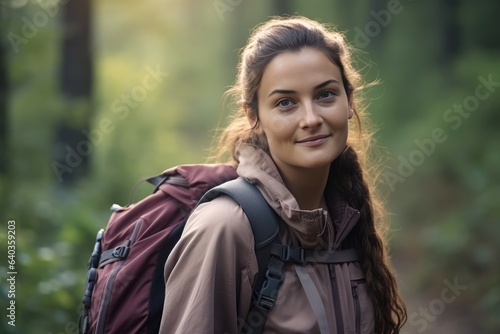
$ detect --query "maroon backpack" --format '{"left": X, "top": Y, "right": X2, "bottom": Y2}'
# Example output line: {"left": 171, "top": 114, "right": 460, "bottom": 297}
{"left": 78, "top": 164, "right": 282, "bottom": 334}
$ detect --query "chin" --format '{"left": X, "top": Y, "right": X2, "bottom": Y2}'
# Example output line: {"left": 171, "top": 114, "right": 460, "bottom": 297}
{"left": 303, "top": 150, "right": 341, "bottom": 169}
{"left": 299, "top": 157, "right": 335, "bottom": 170}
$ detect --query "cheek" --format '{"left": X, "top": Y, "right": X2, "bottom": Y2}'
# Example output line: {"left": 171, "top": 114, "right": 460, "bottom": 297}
{"left": 331, "top": 112, "right": 350, "bottom": 130}
{"left": 262, "top": 115, "right": 296, "bottom": 143}
{"left": 270, "top": 117, "right": 290, "bottom": 134}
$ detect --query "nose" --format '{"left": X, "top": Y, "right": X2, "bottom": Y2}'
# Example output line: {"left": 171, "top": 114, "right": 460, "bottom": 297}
{"left": 299, "top": 102, "right": 323, "bottom": 129}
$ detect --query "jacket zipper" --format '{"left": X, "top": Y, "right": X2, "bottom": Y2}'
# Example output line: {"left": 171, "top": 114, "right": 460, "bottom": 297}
{"left": 329, "top": 264, "right": 344, "bottom": 334}
{"left": 351, "top": 279, "right": 365, "bottom": 334}
{"left": 95, "top": 219, "right": 143, "bottom": 334}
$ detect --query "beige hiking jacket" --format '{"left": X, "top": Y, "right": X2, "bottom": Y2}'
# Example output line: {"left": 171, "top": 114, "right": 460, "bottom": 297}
{"left": 159, "top": 144, "right": 375, "bottom": 333}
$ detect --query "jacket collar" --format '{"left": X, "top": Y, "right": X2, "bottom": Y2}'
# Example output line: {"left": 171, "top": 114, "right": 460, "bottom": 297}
{"left": 236, "top": 143, "right": 360, "bottom": 250}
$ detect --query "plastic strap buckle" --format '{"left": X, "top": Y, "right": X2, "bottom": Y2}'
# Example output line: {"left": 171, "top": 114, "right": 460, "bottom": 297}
{"left": 256, "top": 275, "right": 282, "bottom": 311}
{"left": 281, "top": 245, "right": 305, "bottom": 263}
{"left": 112, "top": 245, "right": 130, "bottom": 259}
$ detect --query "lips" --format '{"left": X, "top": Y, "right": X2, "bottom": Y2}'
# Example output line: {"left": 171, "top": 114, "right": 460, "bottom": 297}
{"left": 296, "top": 134, "right": 331, "bottom": 144}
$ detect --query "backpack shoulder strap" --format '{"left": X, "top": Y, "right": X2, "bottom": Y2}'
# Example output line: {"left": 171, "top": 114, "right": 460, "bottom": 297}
{"left": 200, "top": 178, "right": 283, "bottom": 334}
{"left": 199, "top": 177, "right": 280, "bottom": 249}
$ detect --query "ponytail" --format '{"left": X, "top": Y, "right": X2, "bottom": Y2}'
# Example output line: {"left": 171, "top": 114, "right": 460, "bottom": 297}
{"left": 331, "top": 147, "right": 407, "bottom": 333}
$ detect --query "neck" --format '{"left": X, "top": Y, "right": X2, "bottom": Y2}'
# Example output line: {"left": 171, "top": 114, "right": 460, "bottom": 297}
{"left": 279, "top": 165, "right": 330, "bottom": 210}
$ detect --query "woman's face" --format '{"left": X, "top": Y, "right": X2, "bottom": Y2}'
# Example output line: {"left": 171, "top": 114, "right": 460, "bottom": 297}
{"left": 254, "top": 47, "right": 352, "bottom": 177}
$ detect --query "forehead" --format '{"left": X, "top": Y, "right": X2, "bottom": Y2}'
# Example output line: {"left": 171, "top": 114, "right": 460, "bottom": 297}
{"left": 258, "top": 47, "right": 343, "bottom": 96}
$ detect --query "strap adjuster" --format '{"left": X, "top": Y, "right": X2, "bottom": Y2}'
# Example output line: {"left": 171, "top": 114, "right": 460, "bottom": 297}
{"left": 256, "top": 294, "right": 275, "bottom": 312}
{"left": 256, "top": 270, "right": 283, "bottom": 312}
{"left": 281, "top": 245, "right": 305, "bottom": 263}
{"left": 112, "top": 245, "right": 130, "bottom": 259}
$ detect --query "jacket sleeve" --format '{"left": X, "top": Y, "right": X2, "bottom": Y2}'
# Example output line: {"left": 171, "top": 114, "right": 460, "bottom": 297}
{"left": 159, "top": 196, "right": 258, "bottom": 334}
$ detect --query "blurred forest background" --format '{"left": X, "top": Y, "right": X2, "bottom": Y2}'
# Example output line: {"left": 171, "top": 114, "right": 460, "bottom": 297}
{"left": 1, "top": 0, "right": 499, "bottom": 333}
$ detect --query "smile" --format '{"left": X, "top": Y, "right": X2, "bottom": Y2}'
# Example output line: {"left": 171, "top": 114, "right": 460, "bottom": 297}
{"left": 295, "top": 134, "right": 331, "bottom": 146}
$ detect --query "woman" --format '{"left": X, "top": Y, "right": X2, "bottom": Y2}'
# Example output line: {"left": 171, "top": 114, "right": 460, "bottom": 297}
{"left": 159, "top": 16, "right": 407, "bottom": 333}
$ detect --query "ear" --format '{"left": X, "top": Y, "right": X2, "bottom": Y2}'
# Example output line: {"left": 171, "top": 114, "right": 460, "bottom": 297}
{"left": 244, "top": 104, "right": 263, "bottom": 134}
{"left": 348, "top": 101, "right": 354, "bottom": 120}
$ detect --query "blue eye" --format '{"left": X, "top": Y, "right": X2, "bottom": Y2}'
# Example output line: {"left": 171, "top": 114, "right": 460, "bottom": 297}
{"left": 317, "top": 91, "right": 335, "bottom": 100}
{"left": 277, "top": 99, "right": 294, "bottom": 108}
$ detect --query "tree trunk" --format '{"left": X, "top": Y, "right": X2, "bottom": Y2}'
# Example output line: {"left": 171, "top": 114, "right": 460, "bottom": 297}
{"left": 0, "top": 5, "right": 8, "bottom": 174}
{"left": 271, "top": 0, "right": 293, "bottom": 16}
{"left": 438, "top": 0, "right": 461, "bottom": 66}
{"left": 60, "top": 0, "right": 93, "bottom": 97}
{"left": 53, "top": 0, "right": 93, "bottom": 185}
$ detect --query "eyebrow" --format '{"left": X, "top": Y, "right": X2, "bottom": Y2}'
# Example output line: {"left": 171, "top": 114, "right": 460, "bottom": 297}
{"left": 267, "top": 79, "right": 340, "bottom": 98}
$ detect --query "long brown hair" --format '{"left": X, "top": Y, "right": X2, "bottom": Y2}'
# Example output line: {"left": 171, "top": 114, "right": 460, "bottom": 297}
{"left": 210, "top": 16, "right": 407, "bottom": 333}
